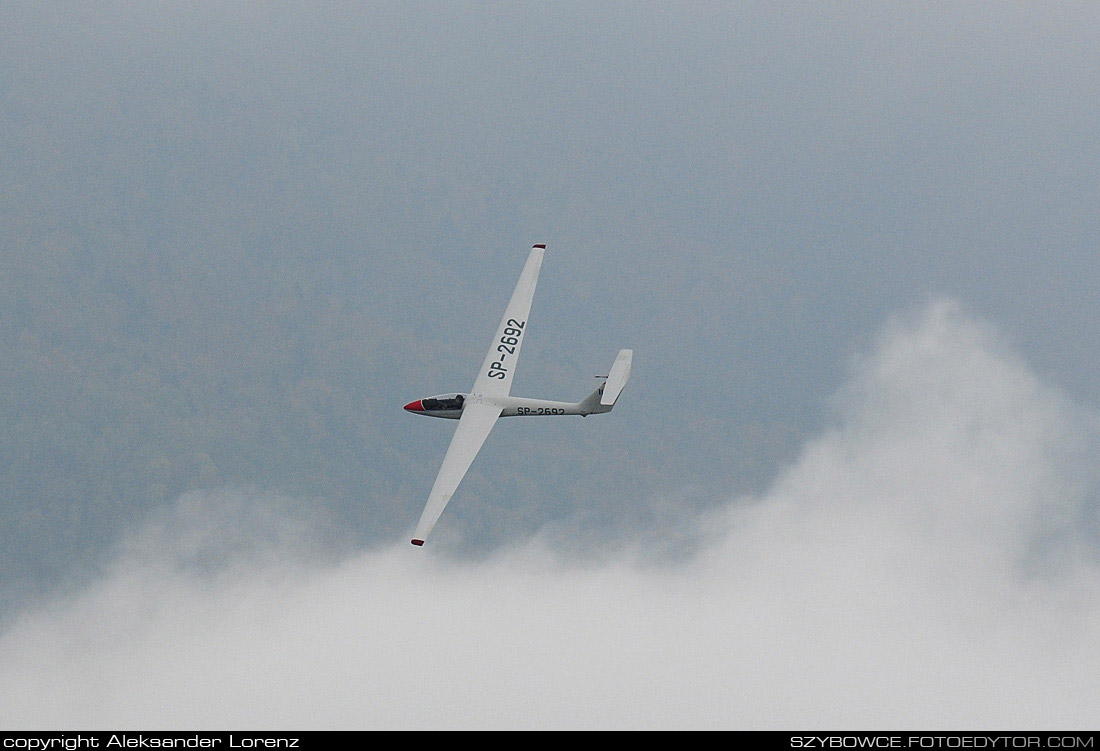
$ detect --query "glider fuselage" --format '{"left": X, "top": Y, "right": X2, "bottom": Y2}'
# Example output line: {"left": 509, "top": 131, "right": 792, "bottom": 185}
{"left": 404, "top": 390, "right": 611, "bottom": 419}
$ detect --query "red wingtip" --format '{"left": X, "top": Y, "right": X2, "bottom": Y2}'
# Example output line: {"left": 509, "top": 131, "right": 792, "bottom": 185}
{"left": 533, "top": 243, "right": 546, "bottom": 249}
{"left": 411, "top": 539, "right": 425, "bottom": 546}
{"left": 404, "top": 400, "right": 423, "bottom": 412}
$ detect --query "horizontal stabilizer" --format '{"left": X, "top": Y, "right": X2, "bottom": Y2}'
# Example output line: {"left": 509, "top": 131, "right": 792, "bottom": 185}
{"left": 600, "top": 349, "right": 633, "bottom": 406}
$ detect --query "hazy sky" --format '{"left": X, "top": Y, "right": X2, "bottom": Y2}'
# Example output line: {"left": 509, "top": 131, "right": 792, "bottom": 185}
{"left": 2, "top": 2, "right": 1100, "bottom": 729}
{"left": 4, "top": 301, "right": 1099, "bottom": 729}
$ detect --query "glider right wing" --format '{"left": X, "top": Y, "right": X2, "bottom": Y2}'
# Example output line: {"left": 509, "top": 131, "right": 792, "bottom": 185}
{"left": 470, "top": 244, "right": 545, "bottom": 399}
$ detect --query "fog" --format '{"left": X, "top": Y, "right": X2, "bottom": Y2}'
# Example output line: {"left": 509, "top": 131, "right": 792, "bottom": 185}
{"left": 3, "top": 301, "right": 1096, "bottom": 729}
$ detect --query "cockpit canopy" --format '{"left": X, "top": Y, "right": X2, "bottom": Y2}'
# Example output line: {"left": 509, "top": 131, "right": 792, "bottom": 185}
{"left": 422, "top": 393, "right": 466, "bottom": 411}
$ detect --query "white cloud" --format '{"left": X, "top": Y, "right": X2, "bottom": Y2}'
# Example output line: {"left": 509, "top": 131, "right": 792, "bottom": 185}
{"left": 2, "top": 300, "right": 1098, "bottom": 730}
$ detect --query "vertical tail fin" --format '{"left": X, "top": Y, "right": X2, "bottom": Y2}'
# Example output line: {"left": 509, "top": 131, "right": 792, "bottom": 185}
{"left": 599, "top": 349, "right": 633, "bottom": 406}
{"left": 576, "top": 349, "right": 633, "bottom": 416}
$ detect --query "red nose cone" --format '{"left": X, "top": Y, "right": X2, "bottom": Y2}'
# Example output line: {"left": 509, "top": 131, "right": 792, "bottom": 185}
{"left": 404, "top": 400, "right": 424, "bottom": 412}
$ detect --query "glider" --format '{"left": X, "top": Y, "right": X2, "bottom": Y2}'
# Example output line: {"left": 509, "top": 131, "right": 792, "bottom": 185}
{"left": 404, "top": 244, "right": 632, "bottom": 546}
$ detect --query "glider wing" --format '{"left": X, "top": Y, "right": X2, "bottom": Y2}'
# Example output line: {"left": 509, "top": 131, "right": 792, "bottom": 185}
{"left": 470, "top": 245, "right": 545, "bottom": 399}
{"left": 411, "top": 399, "right": 503, "bottom": 545}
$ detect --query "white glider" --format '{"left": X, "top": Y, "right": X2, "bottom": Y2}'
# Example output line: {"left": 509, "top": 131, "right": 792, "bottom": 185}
{"left": 404, "top": 244, "right": 632, "bottom": 546}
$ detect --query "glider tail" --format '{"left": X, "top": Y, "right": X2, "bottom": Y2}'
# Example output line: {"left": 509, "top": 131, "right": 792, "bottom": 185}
{"left": 579, "top": 349, "right": 633, "bottom": 414}
{"left": 600, "top": 349, "right": 632, "bottom": 406}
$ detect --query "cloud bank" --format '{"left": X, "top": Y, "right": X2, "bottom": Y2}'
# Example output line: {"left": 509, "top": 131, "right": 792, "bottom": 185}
{"left": 2, "top": 301, "right": 1098, "bottom": 730}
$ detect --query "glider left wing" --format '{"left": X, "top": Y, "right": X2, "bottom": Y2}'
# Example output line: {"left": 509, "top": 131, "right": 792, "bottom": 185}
{"left": 411, "top": 399, "right": 503, "bottom": 545}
